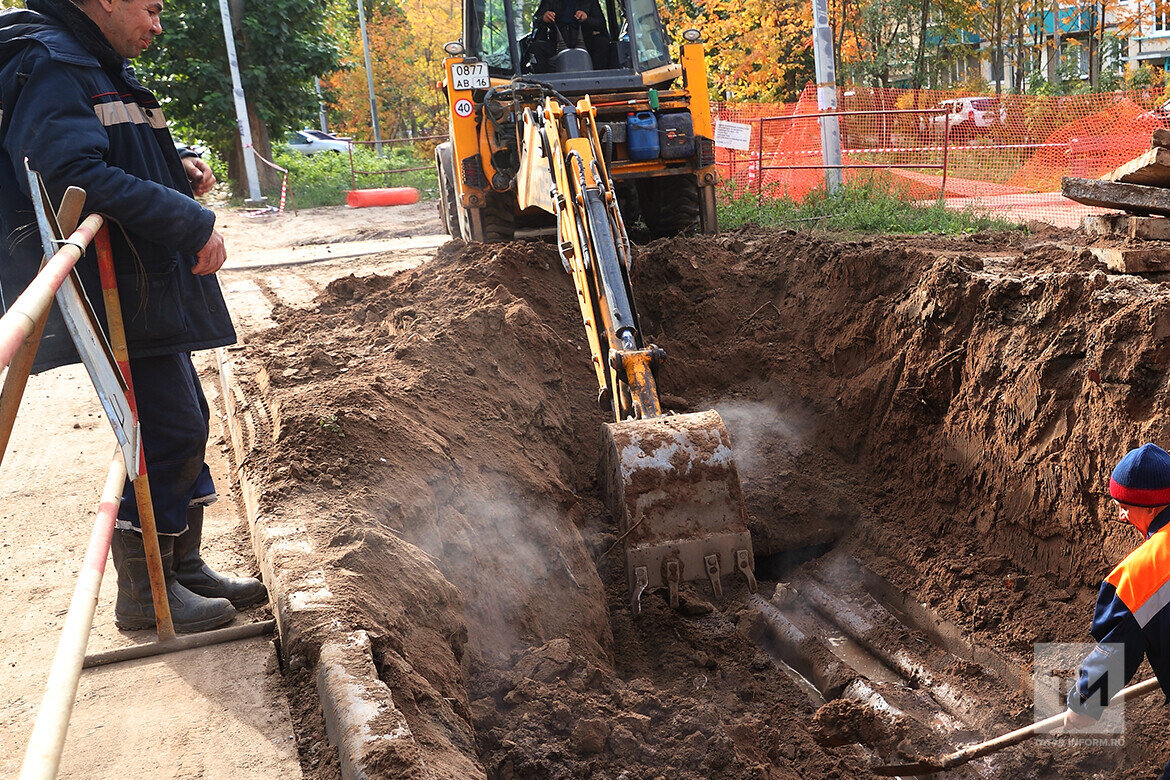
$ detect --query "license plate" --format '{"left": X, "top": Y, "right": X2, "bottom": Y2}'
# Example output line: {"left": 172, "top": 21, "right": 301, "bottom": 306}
{"left": 451, "top": 62, "right": 489, "bottom": 91}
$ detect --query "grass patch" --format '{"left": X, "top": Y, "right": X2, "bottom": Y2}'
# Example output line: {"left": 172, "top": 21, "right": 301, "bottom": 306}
{"left": 718, "top": 180, "right": 1024, "bottom": 235}
{"left": 272, "top": 145, "right": 439, "bottom": 208}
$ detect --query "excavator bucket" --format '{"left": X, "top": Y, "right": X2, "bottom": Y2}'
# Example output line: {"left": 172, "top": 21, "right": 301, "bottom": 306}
{"left": 600, "top": 409, "right": 758, "bottom": 613}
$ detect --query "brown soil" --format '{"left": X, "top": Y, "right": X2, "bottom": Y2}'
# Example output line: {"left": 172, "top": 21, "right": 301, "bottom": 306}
{"left": 242, "top": 224, "right": 1170, "bottom": 778}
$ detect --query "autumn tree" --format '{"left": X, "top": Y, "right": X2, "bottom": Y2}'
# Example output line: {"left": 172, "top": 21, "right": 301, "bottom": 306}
{"left": 661, "top": 0, "right": 813, "bottom": 102}
{"left": 137, "top": 0, "right": 343, "bottom": 194}
{"left": 324, "top": 0, "right": 459, "bottom": 140}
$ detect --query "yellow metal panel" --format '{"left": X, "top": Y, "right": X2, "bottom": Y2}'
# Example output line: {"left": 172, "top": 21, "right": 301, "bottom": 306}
{"left": 680, "top": 42, "right": 713, "bottom": 139}
{"left": 442, "top": 57, "right": 484, "bottom": 207}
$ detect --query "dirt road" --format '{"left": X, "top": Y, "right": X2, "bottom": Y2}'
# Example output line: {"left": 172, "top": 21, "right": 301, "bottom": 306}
{"left": 0, "top": 200, "right": 443, "bottom": 778}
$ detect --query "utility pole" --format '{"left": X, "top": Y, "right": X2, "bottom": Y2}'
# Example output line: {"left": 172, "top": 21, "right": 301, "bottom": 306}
{"left": 316, "top": 78, "right": 329, "bottom": 133}
{"left": 811, "top": 0, "right": 843, "bottom": 192}
{"left": 356, "top": 0, "right": 384, "bottom": 155}
{"left": 217, "top": 0, "right": 265, "bottom": 206}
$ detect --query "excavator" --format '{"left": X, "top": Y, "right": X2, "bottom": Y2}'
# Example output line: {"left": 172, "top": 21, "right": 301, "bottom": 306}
{"left": 436, "top": 0, "right": 757, "bottom": 612}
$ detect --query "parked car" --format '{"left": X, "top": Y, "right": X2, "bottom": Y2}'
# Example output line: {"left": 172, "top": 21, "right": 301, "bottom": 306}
{"left": 286, "top": 129, "right": 352, "bottom": 155}
{"left": 918, "top": 97, "right": 1005, "bottom": 140}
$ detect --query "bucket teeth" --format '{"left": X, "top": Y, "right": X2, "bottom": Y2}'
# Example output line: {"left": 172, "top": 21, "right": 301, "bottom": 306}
{"left": 632, "top": 566, "right": 649, "bottom": 615}
{"left": 665, "top": 559, "right": 681, "bottom": 608}
{"left": 705, "top": 554, "right": 724, "bottom": 599}
{"left": 737, "top": 549, "right": 758, "bottom": 593}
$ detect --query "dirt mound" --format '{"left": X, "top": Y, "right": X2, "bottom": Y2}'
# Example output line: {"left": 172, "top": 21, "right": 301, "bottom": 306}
{"left": 246, "top": 223, "right": 1170, "bottom": 778}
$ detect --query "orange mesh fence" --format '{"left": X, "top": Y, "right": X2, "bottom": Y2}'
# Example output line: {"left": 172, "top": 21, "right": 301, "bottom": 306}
{"left": 715, "top": 85, "right": 1170, "bottom": 228}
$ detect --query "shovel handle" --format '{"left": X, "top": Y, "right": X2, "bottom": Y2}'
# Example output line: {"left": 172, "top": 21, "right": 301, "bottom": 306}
{"left": 944, "top": 676, "right": 1162, "bottom": 767}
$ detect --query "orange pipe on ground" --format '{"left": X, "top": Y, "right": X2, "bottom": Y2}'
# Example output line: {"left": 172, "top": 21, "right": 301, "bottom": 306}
{"left": 346, "top": 187, "right": 420, "bottom": 208}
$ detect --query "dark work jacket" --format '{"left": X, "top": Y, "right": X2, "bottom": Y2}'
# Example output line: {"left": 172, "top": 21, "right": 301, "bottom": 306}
{"left": 1069, "top": 509, "right": 1170, "bottom": 718}
{"left": 533, "top": 0, "right": 607, "bottom": 37}
{"left": 0, "top": 8, "right": 235, "bottom": 373}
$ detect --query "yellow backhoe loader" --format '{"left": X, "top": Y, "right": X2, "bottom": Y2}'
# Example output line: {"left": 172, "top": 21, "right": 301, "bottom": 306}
{"left": 436, "top": 2, "right": 756, "bottom": 612}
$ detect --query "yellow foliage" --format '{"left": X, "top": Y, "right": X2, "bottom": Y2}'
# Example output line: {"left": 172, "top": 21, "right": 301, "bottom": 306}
{"left": 325, "top": 0, "right": 460, "bottom": 140}
{"left": 661, "top": 0, "right": 813, "bottom": 102}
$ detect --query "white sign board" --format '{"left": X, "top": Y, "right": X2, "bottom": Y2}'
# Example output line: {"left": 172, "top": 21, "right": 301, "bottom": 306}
{"left": 714, "top": 120, "right": 753, "bottom": 151}
{"left": 27, "top": 164, "right": 140, "bottom": 479}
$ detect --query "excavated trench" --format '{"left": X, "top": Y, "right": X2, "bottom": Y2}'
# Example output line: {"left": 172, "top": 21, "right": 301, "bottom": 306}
{"left": 241, "top": 227, "right": 1170, "bottom": 779}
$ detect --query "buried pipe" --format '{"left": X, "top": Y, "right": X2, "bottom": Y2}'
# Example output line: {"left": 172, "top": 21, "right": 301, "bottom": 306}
{"left": 742, "top": 594, "right": 859, "bottom": 699}
{"left": 20, "top": 451, "right": 123, "bottom": 780}
{"left": 797, "top": 580, "right": 982, "bottom": 724}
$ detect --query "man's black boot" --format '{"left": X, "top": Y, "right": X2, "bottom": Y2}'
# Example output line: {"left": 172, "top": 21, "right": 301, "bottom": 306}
{"left": 111, "top": 530, "right": 236, "bottom": 633}
{"left": 173, "top": 506, "right": 268, "bottom": 609}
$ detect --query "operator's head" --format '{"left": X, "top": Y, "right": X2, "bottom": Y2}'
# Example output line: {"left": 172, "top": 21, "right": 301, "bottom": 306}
{"left": 75, "top": 0, "right": 163, "bottom": 60}
{"left": 1109, "top": 443, "right": 1170, "bottom": 535}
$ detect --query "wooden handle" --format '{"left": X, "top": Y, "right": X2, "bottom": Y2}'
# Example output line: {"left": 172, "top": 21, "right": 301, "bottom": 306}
{"left": 945, "top": 676, "right": 1163, "bottom": 767}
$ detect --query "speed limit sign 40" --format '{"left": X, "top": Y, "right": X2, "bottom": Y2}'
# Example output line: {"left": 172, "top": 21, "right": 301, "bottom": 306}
{"left": 454, "top": 99, "right": 474, "bottom": 118}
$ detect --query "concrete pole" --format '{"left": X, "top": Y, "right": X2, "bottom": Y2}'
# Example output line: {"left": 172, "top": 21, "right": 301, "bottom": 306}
{"left": 217, "top": 0, "right": 265, "bottom": 206}
{"left": 811, "top": 0, "right": 843, "bottom": 192}
{"left": 316, "top": 78, "right": 329, "bottom": 133}
{"left": 356, "top": 0, "right": 384, "bottom": 155}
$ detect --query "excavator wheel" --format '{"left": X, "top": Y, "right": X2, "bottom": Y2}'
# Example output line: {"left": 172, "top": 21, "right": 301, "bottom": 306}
{"left": 435, "top": 143, "right": 461, "bottom": 238}
{"left": 600, "top": 409, "right": 757, "bottom": 614}
{"left": 482, "top": 190, "right": 516, "bottom": 242}
{"left": 636, "top": 175, "right": 700, "bottom": 239}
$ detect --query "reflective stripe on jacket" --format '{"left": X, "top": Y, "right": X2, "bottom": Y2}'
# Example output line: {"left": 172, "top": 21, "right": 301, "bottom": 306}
{"left": 1069, "top": 511, "right": 1170, "bottom": 717}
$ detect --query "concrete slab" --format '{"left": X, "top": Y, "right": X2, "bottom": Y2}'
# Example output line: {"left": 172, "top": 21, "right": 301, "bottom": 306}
{"left": 1062, "top": 176, "right": 1170, "bottom": 217}
{"left": 1080, "top": 214, "right": 1170, "bottom": 241}
{"left": 1088, "top": 246, "right": 1170, "bottom": 273}
{"left": 1105, "top": 147, "right": 1170, "bottom": 187}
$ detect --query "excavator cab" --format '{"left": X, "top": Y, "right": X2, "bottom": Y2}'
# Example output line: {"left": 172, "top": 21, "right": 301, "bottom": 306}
{"left": 437, "top": 0, "right": 755, "bottom": 613}
{"left": 468, "top": 0, "right": 670, "bottom": 82}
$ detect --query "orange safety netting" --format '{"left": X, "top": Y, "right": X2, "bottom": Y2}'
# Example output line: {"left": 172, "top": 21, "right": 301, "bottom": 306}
{"left": 714, "top": 84, "right": 1170, "bottom": 228}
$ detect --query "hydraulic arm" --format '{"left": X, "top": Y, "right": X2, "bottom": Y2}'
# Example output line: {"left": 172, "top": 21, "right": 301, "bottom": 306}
{"left": 518, "top": 89, "right": 758, "bottom": 613}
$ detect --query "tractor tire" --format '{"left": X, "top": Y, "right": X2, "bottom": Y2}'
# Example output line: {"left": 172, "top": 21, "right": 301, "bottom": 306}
{"left": 637, "top": 175, "right": 700, "bottom": 239}
{"left": 481, "top": 191, "right": 516, "bottom": 243}
{"left": 435, "top": 143, "right": 460, "bottom": 237}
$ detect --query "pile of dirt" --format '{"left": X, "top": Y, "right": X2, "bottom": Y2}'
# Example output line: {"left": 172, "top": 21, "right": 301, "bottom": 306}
{"left": 245, "top": 224, "right": 1170, "bottom": 778}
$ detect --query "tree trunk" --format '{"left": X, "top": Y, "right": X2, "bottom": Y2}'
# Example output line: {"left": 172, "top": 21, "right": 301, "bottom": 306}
{"left": 1087, "top": 1, "right": 1099, "bottom": 88}
{"left": 1015, "top": 3, "right": 1025, "bottom": 92}
{"left": 835, "top": 0, "right": 848, "bottom": 80}
{"left": 994, "top": 0, "right": 1003, "bottom": 96}
{"left": 230, "top": 105, "right": 281, "bottom": 198}
{"left": 914, "top": 0, "right": 930, "bottom": 89}
{"left": 1049, "top": 0, "right": 1060, "bottom": 84}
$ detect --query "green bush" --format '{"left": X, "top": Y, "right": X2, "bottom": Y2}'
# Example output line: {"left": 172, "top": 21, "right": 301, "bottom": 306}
{"left": 271, "top": 144, "right": 439, "bottom": 208}
{"left": 718, "top": 178, "right": 1024, "bottom": 235}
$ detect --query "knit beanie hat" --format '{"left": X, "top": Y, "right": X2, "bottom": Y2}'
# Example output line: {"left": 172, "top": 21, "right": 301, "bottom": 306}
{"left": 1109, "top": 443, "right": 1170, "bottom": 507}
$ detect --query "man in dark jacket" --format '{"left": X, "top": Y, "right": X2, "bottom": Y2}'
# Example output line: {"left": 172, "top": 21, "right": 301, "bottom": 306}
{"left": 1064, "top": 443, "right": 1170, "bottom": 778}
{"left": 0, "top": 0, "right": 266, "bottom": 633}
{"left": 527, "top": 0, "right": 612, "bottom": 73}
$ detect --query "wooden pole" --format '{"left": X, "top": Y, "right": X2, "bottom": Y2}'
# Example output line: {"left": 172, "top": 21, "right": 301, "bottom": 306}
{"left": 0, "top": 214, "right": 104, "bottom": 370}
{"left": 82, "top": 620, "right": 275, "bottom": 668}
{"left": 18, "top": 451, "right": 125, "bottom": 780}
{"left": 93, "top": 226, "right": 175, "bottom": 641}
{"left": 0, "top": 187, "right": 87, "bottom": 467}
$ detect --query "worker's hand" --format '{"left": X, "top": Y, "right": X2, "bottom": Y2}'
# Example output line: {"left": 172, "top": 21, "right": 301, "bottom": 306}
{"left": 182, "top": 156, "right": 217, "bottom": 198}
{"left": 192, "top": 230, "right": 227, "bottom": 275}
{"left": 1063, "top": 708, "right": 1097, "bottom": 731}
{"left": 542, "top": 10, "right": 555, "bottom": 22}
{"left": 573, "top": 9, "right": 587, "bottom": 20}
